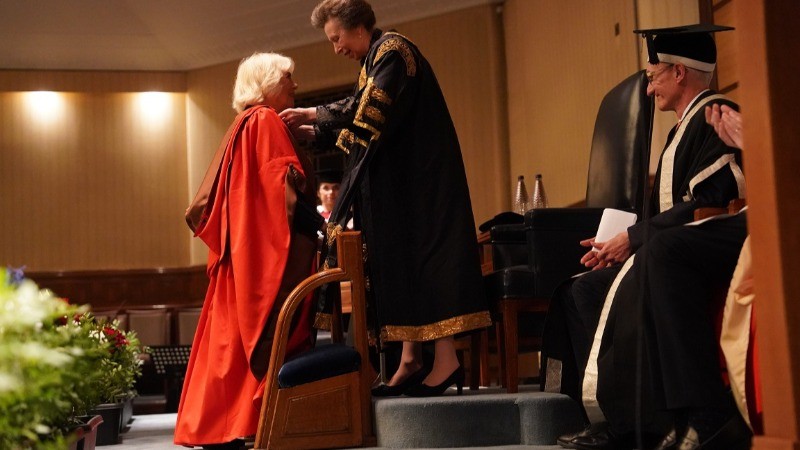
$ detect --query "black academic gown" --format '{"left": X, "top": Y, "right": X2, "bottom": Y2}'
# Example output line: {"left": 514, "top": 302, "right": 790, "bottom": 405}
{"left": 313, "top": 29, "right": 491, "bottom": 343}
{"left": 542, "top": 91, "right": 744, "bottom": 406}
{"left": 584, "top": 92, "right": 746, "bottom": 434}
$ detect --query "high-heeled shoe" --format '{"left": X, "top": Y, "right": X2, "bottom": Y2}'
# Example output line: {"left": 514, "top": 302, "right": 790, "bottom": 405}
{"left": 371, "top": 366, "right": 430, "bottom": 397}
{"left": 404, "top": 365, "right": 464, "bottom": 397}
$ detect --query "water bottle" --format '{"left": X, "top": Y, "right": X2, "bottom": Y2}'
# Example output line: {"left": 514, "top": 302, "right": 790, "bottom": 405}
{"left": 531, "top": 174, "right": 548, "bottom": 209}
{"left": 513, "top": 175, "right": 529, "bottom": 214}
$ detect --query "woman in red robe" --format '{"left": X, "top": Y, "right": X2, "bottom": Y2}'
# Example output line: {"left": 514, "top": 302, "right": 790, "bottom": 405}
{"left": 174, "top": 53, "right": 320, "bottom": 449}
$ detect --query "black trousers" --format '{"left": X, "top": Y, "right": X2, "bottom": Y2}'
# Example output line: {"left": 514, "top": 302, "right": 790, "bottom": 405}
{"left": 645, "top": 213, "right": 748, "bottom": 410}
{"left": 596, "top": 213, "right": 748, "bottom": 434}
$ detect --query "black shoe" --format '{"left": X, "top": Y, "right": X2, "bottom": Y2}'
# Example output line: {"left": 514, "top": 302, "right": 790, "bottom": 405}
{"left": 557, "top": 423, "right": 595, "bottom": 448}
{"left": 371, "top": 366, "right": 430, "bottom": 397}
{"left": 404, "top": 366, "right": 464, "bottom": 397}
{"left": 668, "top": 413, "right": 752, "bottom": 450}
{"left": 568, "top": 423, "right": 633, "bottom": 450}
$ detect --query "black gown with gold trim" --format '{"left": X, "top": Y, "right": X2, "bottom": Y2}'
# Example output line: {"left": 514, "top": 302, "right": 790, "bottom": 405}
{"left": 314, "top": 29, "right": 491, "bottom": 342}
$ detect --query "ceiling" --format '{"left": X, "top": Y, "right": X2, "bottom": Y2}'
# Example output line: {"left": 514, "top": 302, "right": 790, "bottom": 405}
{"left": 0, "top": 0, "right": 495, "bottom": 72}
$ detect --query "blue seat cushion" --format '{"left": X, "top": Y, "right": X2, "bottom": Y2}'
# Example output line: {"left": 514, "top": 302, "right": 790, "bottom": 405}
{"left": 277, "top": 343, "right": 361, "bottom": 388}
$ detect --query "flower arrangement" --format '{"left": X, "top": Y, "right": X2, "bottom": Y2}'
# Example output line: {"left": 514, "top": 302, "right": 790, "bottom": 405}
{"left": 0, "top": 267, "right": 145, "bottom": 448}
{"left": 86, "top": 317, "right": 145, "bottom": 405}
{"left": 0, "top": 268, "right": 105, "bottom": 449}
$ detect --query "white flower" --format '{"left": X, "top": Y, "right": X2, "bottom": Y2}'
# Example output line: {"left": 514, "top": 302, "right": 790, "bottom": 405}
{"left": 0, "top": 371, "right": 21, "bottom": 392}
{"left": 18, "top": 342, "right": 74, "bottom": 367}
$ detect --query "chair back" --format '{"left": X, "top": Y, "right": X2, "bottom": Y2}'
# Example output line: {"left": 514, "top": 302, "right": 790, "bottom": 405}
{"left": 126, "top": 307, "right": 172, "bottom": 346}
{"left": 585, "top": 70, "right": 653, "bottom": 217}
{"left": 175, "top": 306, "right": 202, "bottom": 346}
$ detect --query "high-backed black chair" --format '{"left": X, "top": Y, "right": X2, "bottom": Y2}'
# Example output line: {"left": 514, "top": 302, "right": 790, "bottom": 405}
{"left": 483, "top": 70, "right": 654, "bottom": 393}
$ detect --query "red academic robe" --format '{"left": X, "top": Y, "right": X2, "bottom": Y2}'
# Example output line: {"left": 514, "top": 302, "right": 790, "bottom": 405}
{"left": 174, "top": 106, "right": 316, "bottom": 446}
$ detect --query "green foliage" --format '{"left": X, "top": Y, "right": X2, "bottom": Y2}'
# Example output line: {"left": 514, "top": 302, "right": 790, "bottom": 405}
{"left": 0, "top": 270, "right": 145, "bottom": 449}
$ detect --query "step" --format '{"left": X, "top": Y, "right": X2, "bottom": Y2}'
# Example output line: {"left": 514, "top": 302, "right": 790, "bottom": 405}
{"left": 372, "top": 387, "right": 584, "bottom": 448}
{"left": 357, "top": 446, "right": 561, "bottom": 450}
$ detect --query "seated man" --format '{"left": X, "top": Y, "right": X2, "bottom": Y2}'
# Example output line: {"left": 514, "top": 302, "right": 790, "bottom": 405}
{"left": 545, "top": 25, "right": 747, "bottom": 449}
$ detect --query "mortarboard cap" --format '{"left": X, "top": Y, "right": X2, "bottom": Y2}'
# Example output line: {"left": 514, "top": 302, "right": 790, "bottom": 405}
{"left": 317, "top": 168, "right": 343, "bottom": 184}
{"left": 634, "top": 24, "right": 734, "bottom": 72}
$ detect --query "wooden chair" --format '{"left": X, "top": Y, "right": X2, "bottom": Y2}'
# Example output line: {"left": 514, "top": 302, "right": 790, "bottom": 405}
{"left": 254, "top": 231, "right": 374, "bottom": 450}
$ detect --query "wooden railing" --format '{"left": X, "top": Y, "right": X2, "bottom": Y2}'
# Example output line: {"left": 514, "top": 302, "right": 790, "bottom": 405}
{"left": 25, "top": 265, "right": 209, "bottom": 311}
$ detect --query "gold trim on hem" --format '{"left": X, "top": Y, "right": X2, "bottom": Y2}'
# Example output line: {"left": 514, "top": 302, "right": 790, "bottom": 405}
{"left": 314, "top": 312, "right": 332, "bottom": 331}
{"left": 326, "top": 222, "right": 343, "bottom": 248}
{"left": 379, "top": 311, "right": 492, "bottom": 342}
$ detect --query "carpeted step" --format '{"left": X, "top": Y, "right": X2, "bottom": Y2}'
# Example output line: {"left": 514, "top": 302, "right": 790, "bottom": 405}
{"left": 372, "top": 388, "right": 584, "bottom": 448}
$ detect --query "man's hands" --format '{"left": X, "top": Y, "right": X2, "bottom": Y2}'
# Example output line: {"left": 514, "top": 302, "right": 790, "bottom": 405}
{"left": 704, "top": 104, "right": 743, "bottom": 149}
{"left": 579, "top": 231, "right": 632, "bottom": 270}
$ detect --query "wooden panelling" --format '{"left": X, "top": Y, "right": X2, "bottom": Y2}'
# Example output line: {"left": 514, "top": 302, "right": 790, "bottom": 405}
{"left": 712, "top": 1, "right": 739, "bottom": 95}
{"left": 0, "top": 70, "right": 186, "bottom": 92}
{"left": 504, "top": 0, "right": 639, "bottom": 206}
{"left": 0, "top": 89, "right": 190, "bottom": 271}
{"left": 736, "top": 2, "right": 800, "bottom": 448}
{"left": 26, "top": 265, "right": 208, "bottom": 311}
{"left": 391, "top": 5, "right": 509, "bottom": 225}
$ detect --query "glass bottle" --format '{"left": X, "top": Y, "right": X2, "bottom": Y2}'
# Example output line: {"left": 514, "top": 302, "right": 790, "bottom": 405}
{"left": 531, "top": 174, "right": 548, "bottom": 209}
{"left": 513, "top": 175, "right": 529, "bottom": 214}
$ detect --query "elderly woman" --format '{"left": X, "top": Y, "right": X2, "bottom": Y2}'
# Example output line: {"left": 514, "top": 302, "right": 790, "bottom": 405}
{"left": 281, "top": 0, "right": 491, "bottom": 397}
{"left": 175, "top": 53, "right": 321, "bottom": 449}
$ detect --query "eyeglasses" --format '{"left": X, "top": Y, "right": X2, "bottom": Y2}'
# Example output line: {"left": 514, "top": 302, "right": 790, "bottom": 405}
{"left": 646, "top": 64, "right": 674, "bottom": 83}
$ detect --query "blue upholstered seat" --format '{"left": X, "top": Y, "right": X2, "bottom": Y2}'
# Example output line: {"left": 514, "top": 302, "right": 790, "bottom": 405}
{"left": 277, "top": 343, "right": 361, "bottom": 388}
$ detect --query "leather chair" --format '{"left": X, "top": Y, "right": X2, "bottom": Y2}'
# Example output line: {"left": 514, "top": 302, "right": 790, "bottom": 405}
{"left": 483, "top": 70, "right": 654, "bottom": 393}
{"left": 255, "top": 232, "right": 375, "bottom": 450}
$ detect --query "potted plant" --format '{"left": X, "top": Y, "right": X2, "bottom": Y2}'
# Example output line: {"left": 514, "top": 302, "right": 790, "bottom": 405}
{"left": 0, "top": 268, "right": 106, "bottom": 450}
{"left": 80, "top": 316, "right": 145, "bottom": 445}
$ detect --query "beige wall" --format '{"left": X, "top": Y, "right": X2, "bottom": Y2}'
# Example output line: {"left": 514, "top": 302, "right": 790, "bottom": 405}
{"left": 0, "top": 72, "right": 188, "bottom": 271}
{"left": 504, "top": 0, "right": 639, "bottom": 207}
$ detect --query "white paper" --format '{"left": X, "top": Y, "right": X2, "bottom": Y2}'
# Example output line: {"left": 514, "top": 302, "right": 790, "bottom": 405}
{"left": 593, "top": 208, "right": 638, "bottom": 252}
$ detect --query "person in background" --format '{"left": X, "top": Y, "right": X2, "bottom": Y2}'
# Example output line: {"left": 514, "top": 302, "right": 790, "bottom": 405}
{"left": 280, "top": 0, "right": 491, "bottom": 397}
{"left": 316, "top": 168, "right": 342, "bottom": 222}
{"left": 175, "top": 52, "right": 321, "bottom": 449}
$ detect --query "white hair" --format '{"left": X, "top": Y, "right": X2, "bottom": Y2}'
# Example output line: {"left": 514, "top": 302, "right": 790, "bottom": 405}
{"left": 231, "top": 52, "right": 295, "bottom": 113}
{"left": 687, "top": 66, "right": 714, "bottom": 88}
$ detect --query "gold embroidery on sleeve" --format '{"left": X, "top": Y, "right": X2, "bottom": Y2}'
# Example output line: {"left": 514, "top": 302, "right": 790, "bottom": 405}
{"left": 326, "top": 222, "right": 343, "bottom": 248}
{"left": 363, "top": 105, "right": 385, "bottom": 124}
{"left": 354, "top": 77, "right": 392, "bottom": 140}
{"left": 374, "top": 37, "right": 417, "bottom": 76}
{"left": 335, "top": 129, "right": 368, "bottom": 155}
{"left": 358, "top": 66, "right": 367, "bottom": 90}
